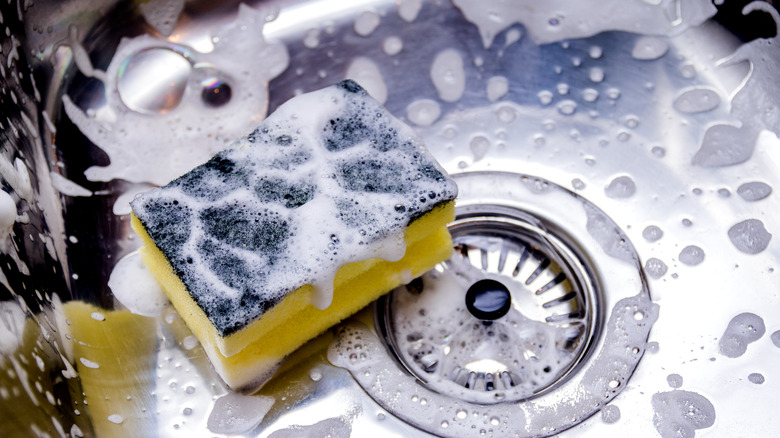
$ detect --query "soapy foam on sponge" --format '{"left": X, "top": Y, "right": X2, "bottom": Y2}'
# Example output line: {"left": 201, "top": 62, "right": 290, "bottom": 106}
{"left": 131, "top": 80, "right": 457, "bottom": 389}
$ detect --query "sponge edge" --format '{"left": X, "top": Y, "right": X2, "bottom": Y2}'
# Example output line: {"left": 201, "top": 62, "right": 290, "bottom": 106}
{"left": 131, "top": 200, "right": 455, "bottom": 390}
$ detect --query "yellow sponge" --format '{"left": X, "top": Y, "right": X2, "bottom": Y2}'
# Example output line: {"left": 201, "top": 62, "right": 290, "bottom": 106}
{"left": 130, "top": 80, "right": 457, "bottom": 390}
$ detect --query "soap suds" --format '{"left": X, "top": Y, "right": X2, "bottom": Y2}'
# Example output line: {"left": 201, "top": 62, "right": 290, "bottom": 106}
{"left": 736, "top": 182, "right": 772, "bottom": 202}
{"left": 451, "top": 0, "right": 715, "bottom": 47}
{"left": 268, "top": 417, "right": 352, "bottom": 438}
{"left": 107, "top": 250, "right": 169, "bottom": 317}
{"left": 398, "top": 0, "right": 423, "bottom": 23}
{"left": 693, "top": 3, "right": 780, "bottom": 167}
{"left": 139, "top": 0, "right": 184, "bottom": 37}
{"left": 354, "top": 11, "right": 380, "bottom": 36}
{"left": 430, "top": 49, "right": 466, "bottom": 103}
{"left": 345, "top": 57, "right": 387, "bottom": 104}
{"left": 727, "top": 219, "right": 772, "bottom": 254}
{"left": 207, "top": 392, "right": 274, "bottom": 434}
{"left": 678, "top": 245, "right": 705, "bottom": 266}
{"left": 49, "top": 172, "right": 92, "bottom": 197}
{"left": 645, "top": 257, "right": 668, "bottom": 279}
{"left": 631, "top": 36, "right": 669, "bottom": 60}
{"left": 406, "top": 99, "right": 442, "bottom": 127}
{"left": 132, "top": 82, "right": 457, "bottom": 333}
{"left": 605, "top": 175, "right": 636, "bottom": 199}
{"left": 651, "top": 390, "right": 715, "bottom": 438}
{"left": 486, "top": 76, "right": 509, "bottom": 102}
{"left": 65, "top": 4, "right": 289, "bottom": 185}
{"left": 719, "top": 312, "right": 765, "bottom": 358}
{"left": 673, "top": 87, "right": 720, "bottom": 113}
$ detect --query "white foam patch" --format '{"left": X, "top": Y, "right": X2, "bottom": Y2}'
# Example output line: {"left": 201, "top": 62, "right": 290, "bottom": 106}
{"left": 107, "top": 250, "right": 169, "bottom": 317}
{"left": 430, "top": 49, "right": 466, "bottom": 102}
{"left": 207, "top": 392, "right": 274, "bottom": 435}
{"left": 65, "top": 4, "right": 289, "bottom": 185}
{"left": 354, "top": 11, "right": 380, "bottom": 36}
{"left": 451, "top": 0, "right": 716, "bottom": 47}
{"left": 49, "top": 172, "right": 92, "bottom": 197}
{"left": 345, "top": 57, "right": 387, "bottom": 104}
{"left": 398, "top": 0, "right": 423, "bottom": 22}
{"left": 139, "top": 0, "right": 184, "bottom": 37}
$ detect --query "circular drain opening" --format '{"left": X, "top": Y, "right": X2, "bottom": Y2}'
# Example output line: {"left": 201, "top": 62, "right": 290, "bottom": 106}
{"left": 331, "top": 172, "right": 658, "bottom": 437}
{"left": 378, "top": 212, "right": 600, "bottom": 404}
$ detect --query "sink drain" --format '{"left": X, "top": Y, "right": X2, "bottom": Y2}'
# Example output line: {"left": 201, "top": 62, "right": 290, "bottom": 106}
{"left": 329, "top": 172, "right": 658, "bottom": 437}
{"left": 378, "top": 211, "right": 600, "bottom": 404}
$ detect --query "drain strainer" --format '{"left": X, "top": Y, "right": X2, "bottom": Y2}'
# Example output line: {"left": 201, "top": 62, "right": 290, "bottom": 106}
{"left": 329, "top": 172, "right": 658, "bottom": 437}
{"left": 379, "top": 212, "right": 599, "bottom": 404}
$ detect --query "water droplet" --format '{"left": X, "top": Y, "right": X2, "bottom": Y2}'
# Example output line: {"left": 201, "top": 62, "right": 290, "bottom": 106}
{"left": 605, "top": 176, "right": 636, "bottom": 198}
{"left": 748, "top": 373, "right": 765, "bottom": 384}
{"left": 601, "top": 405, "right": 621, "bottom": 423}
{"left": 556, "top": 83, "right": 569, "bottom": 95}
{"left": 538, "top": 90, "right": 553, "bottom": 105}
{"left": 667, "top": 373, "right": 683, "bottom": 388}
{"left": 582, "top": 88, "right": 599, "bottom": 102}
{"left": 183, "top": 407, "right": 193, "bottom": 416}
{"left": 383, "top": 36, "right": 403, "bottom": 56}
{"left": 107, "top": 414, "right": 124, "bottom": 424}
{"left": 572, "top": 178, "right": 586, "bottom": 190}
{"left": 496, "top": 105, "right": 517, "bottom": 123}
{"left": 309, "top": 369, "right": 322, "bottom": 381}
{"left": 456, "top": 409, "right": 468, "bottom": 419}
{"left": 606, "top": 88, "right": 621, "bottom": 100}
{"left": 679, "top": 245, "right": 705, "bottom": 266}
{"left": 673, "top": 87, "right": 720, "bottom": 113}
{"left": 651, "top": 146, "right": 666, "bottom": 158}
{"left": 441, "top": 420, "right": 449, "bottom": 428}
{"left": 589, "top": 46, "right": 603, "bottom": 59}
{"left": 589, "top": 67, "right": 605, "bottom": 83}
{"left": 470, "top": 136, "right": 491, "bottom": 161}
{"left": 680, "top": 63, "right": 696, "bottom": 78}
{"left": 632, "top": 36, "right": 669, "bottom": 60}
{"left": 557, "top": 100, "right": 577, "bottom": 115}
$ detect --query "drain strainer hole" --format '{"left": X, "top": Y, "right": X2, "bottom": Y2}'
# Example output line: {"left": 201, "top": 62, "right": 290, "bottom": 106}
{"left": 378, "top": 211, "right": 600, "bottom": 404}
{"left": 465, "top": 279, "right": 512, "bottom": 321}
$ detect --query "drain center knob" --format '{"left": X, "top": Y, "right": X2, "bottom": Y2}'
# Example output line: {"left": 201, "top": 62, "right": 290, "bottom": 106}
{"left": 465, "top": 279, "right": 512, "bottom": 320}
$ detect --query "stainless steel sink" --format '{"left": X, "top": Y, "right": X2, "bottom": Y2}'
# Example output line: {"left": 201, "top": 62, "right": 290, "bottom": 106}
{"left": 1, "top": 0, "right": 779, "bottom": 436}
